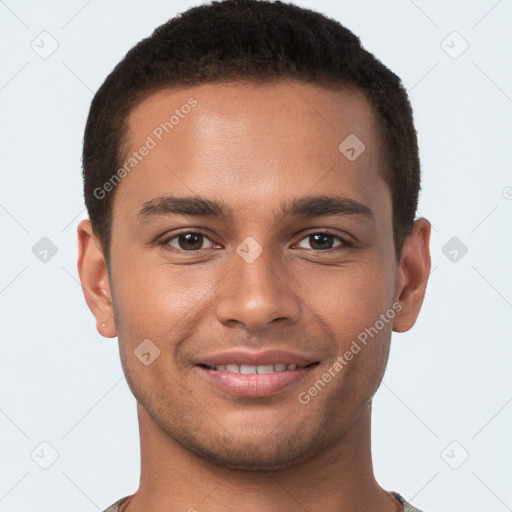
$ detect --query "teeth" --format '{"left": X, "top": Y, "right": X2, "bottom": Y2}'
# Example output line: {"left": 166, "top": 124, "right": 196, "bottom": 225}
{"left": 256, "top": 364, "right": 274, "bottom": 374}
{"left": 211, "top": 363, "right": 301, "bottom": 373}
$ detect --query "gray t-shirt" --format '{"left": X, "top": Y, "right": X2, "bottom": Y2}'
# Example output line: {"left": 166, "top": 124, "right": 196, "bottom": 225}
{"left": 103, "top": 491, "right": 425, "bottom": 511}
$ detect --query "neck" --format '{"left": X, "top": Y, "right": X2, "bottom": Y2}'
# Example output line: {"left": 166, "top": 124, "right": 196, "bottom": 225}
{"left": 124, "top": 401, "right": 400, "bottom": 512}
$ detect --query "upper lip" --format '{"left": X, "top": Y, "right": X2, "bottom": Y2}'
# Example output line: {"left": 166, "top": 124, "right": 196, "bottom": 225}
{"left": 196, "top": 349, "right": 319, "bottom": 368}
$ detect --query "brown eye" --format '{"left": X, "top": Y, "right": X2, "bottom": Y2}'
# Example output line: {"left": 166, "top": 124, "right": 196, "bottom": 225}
{"left": 163, "top": 232, "right": 215, "bottom": 251}
{"left": 296, "top": 232, "right": 350, "bottom": 251}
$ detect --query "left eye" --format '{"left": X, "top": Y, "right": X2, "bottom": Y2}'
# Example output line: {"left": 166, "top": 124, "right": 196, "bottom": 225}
{"left": 296, "top": 232, "right": 349, "bottom": 251}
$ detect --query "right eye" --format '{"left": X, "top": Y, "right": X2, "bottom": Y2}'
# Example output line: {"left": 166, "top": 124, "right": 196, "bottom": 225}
{"left": 159, "top": 231, "right": 217, "bottom": 252}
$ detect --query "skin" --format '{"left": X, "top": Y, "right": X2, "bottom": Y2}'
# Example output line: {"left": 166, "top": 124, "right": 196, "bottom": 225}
{"left": 77, "top": 80, "right": 431, "bottom": 512}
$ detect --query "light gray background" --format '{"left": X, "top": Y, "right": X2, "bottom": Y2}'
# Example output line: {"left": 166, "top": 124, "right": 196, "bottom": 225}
{"left": 1, "top": 1, "right": 511, "bottom": 511}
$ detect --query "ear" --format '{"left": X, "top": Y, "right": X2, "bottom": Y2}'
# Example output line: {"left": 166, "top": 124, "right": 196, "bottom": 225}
{"left": 77, "top": 219, "right": 117, "bottom": 338}
{"left": 392, "top": 218, "right": 431, "bottom": 333}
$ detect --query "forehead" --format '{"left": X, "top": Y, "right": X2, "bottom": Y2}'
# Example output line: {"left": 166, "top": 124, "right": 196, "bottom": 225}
{"left": 114, "top": 80, "right": 389, "bottom": 225}
{"left": 127, "top": 80, "right": 379, "bottom": 158}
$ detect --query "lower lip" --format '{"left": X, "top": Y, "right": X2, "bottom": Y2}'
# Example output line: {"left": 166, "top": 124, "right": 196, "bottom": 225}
{"left": 196, "top": 365, "right": 317, "bottom": 398}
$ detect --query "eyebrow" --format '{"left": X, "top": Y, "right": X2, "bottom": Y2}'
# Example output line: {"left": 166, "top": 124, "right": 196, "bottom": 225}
{"left": 136, "top": 194, "right": 374, "bottom": 224}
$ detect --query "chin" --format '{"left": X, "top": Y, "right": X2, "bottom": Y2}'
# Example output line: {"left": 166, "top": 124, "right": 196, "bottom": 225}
{"left": 192, "top": 444, "right": 312, "bottom": 471}
{"left": 177, "top": 425, "right": 325, "bottom": 472}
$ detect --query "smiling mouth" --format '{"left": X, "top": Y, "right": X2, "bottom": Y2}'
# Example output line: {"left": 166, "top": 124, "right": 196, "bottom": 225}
{"left": 197, "top": 362, "right": 320, "bottom": 374}
{"left": 195, "top": 360, "right": 320, "bottom": 397}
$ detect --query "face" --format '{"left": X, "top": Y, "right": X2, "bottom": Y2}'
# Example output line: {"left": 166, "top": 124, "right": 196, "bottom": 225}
{"left": 79, "top": 80, "right": 429, "bottom": 470}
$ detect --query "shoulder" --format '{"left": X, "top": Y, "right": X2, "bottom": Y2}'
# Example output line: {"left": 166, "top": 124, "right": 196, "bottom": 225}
{"left": 102, "top": 496, "right": 131, "bottom": 512}
{"left": 391, "top": 491, "right": 426, "bottom": 512}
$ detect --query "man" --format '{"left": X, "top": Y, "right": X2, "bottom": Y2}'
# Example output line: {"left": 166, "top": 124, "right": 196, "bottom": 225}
{"left": 77, "top": 0, "right": 431, "bottom": 510}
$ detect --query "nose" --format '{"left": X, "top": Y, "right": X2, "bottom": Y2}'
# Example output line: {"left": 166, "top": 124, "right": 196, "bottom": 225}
{"left": 214, "top": 243, "right": 301, "bottom": 331}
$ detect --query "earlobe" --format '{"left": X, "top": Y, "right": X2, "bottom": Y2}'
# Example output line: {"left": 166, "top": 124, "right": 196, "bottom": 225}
{"left": 392, "top": 218, "right": 431, "bottom": 333}
{"left": 77, "top": 219, "right": 117, "bottom": 338}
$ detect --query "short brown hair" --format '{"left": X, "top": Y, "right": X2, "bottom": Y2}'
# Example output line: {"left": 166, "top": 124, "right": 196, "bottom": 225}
{"left": 82, "top": 0, "right": 421, "bottom": 265}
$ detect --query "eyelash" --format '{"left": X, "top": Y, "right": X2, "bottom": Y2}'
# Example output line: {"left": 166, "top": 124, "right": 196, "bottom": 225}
{"left": 158, "top": 230, "right": 353, "bottom": 253}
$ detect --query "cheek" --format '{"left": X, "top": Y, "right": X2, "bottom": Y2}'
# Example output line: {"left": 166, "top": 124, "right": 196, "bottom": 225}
{"left": 111, "top": 257, "right": 220, "bottom": 342}
{"left": 305, "top": 262, "right": 396, "bottom": 383}
{"left": 310, "top": 260, "right": 393, "bottom": 323}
